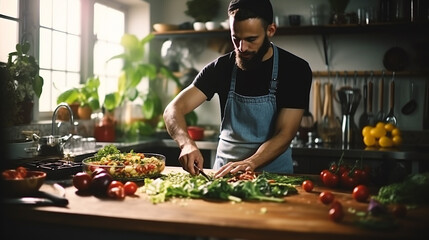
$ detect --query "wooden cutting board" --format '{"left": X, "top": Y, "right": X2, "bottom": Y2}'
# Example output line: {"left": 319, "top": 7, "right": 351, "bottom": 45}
{"left": 4, "top": 167, "right": 429, "bottom": 240}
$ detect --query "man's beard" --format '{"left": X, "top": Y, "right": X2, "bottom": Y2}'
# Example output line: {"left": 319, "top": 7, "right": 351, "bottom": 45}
{"left": 235, "top": 36, "right": 271, "bottom": 71}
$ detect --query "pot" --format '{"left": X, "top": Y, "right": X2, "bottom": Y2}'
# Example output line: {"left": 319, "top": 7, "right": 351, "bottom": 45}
{"left": 6, "top": 138, "right": 37, "bottom": 160}
{"left": 32, "top": 133, "right": 72, "bottom": 157}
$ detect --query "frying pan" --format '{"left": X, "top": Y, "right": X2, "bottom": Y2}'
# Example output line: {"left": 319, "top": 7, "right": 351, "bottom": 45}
{"left": 383, "top": 47, "right": 409, "bottom": 72}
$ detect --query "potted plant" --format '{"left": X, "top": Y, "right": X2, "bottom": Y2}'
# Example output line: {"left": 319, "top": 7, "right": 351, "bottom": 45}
{"left": 104, "top": 33, "right": 196, "bottom": 139}
{"left": 185, "top": 0, "right": 220, "bottom": 23}
{"left": 56, "top": 76, "right": 101, "bottom": 120}
{"left": 4, "top": 42, "right": 44, "bottom": 125}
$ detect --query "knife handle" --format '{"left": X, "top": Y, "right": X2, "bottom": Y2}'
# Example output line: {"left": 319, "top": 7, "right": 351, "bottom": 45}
{"left": 36, "top": 191, "right": 69, "bottom": 206}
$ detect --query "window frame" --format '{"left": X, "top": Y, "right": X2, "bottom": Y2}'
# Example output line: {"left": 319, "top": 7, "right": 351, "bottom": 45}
{"left": 10, "top": 0, "right": 128, "bottom": 121}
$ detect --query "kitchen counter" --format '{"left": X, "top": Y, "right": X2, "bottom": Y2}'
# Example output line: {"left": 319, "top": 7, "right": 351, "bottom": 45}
{"left": 2, "top": 167, "right": 428, "bottom": 240}
{"left": 88, "top": 138, "right": 429, "bottom": 173}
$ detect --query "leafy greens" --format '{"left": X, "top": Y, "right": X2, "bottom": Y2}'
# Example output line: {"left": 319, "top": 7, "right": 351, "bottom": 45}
{"left": 140, "top": 171, "right": 304, "bottom": 204}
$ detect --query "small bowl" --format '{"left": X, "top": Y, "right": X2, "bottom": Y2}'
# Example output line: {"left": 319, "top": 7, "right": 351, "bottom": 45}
{"left": 193, "top": 22, "right": 206, "bottom": 31}
{"left": 289, "top": 15, "right": 301, "bottom": 26}
{"left": 153, "top": 23, "right": 179, "bottom": 32}
{"left": 220, "top": 20, "right": 230, "bottom": 29}
{"left": 1, "top": 169, "right": 46, "bottom": 196}
{"left": 82, "top": 153, "right": 166, "bottom": 180}
{"left": 188, "top": 126, "right": 205, "bottom": 141}
{"left": 205, "top": 21, "right": 220, "bottom": 30}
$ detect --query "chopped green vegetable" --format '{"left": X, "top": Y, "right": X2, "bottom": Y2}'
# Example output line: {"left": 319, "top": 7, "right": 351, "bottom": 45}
{"left": 140, "top": 171, "right": 302, "bottom": 204}
{"left": 374, "top": 172, "right": 429, "bottom": 205}
{"left": 94, "top": 144, "right": 121, "bottom": 161}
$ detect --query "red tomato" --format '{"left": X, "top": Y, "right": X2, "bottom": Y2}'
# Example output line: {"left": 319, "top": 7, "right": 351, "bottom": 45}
{"left": 73, "top": 172, "right": 92, "bottom": 192}
{"left": 354, "top": 169, "right": 370, "bottom": 185}
{"left": 107, "top": 186, "right": 125, "bottom": 199}
{"left": 329, "top": 206, "right": 344, "bottom": 222}
{"left": 340, "top": 171, "right": 358, "bottom": 189}
{"left": 124, "top": 181, "right": 138, "bottom": 195}
{"left": 329, "top": 163, "right": 337, "bottom": 173}
{"left": 320, "top": 169, "right": 330, "bottom": 181}
{"left": 352, "top": 185, "right": 370, "bottom": 202}
{"left": 319, "top": 191, "right": 335, "bottom": 205}
{"left": 91, "top": 168, "right": 109, "bottom": 178}
{"left": 330, "top": 200, "right": 343, "bottom": 211}
{"left": 16, "top": 166, "right": 28, "bottom": 178}
{"left": 108, "top": 181, "right": 124, "bottom": 190}
{"left": 322, "top": 171, "right": 340, "bottom": 188}
{"left": 302, "top": 180, "right": 314, "bottom": 192}
{"left": 338, "top": 165, "right": 349, "bottom": 176}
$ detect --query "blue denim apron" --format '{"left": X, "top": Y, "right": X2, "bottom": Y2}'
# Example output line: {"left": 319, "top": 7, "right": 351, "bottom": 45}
{"left": 213, "top": 44, "right": 293, "bottom": 174}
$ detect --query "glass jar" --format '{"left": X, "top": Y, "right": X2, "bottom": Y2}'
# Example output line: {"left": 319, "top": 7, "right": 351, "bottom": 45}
{"left": 94, "top": 110, "right": 116, "bottom": 142}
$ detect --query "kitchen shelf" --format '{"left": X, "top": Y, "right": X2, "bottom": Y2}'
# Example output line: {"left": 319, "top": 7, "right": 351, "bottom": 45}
{"left": 152, "top": 21, "right": 429, "bottom": 39}
{"left": 312, "top": 70, "right": 424, "bottom": 78}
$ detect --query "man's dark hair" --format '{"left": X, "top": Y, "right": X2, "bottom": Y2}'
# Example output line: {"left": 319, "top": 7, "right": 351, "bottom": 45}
{"left": 228, "top": 0, "right": 273, "bottom": 28}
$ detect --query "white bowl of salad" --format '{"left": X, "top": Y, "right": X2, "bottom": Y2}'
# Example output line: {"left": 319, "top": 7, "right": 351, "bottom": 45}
{"left": 82, "top": 145, "right": 166, "bottom": 181}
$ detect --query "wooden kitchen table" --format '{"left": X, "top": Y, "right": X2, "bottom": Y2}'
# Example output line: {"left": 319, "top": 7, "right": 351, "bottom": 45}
{"left": 2, "top": 167, "right": 428, "bottom": 240}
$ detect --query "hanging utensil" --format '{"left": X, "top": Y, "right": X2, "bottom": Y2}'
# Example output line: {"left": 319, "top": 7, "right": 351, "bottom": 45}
{"left": 384, "top": 72, "right": 397, "bottom": 125}
{"left": 376, "top": 71, "right": 386, "bottom": 122}
{"left": 358, "top": 73, "right": 369, "bottom": 129}
{"left": 367, "top": 72, "right": 375, "bottom": 125}
{"left": 401, "top": 81, "right": 417, "bottom": 115}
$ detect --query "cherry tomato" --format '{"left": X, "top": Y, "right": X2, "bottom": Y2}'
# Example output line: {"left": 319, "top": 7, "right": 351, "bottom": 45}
{"left": 340, "top": 171, "right": 358, "bottom": 189}
{"left": 352, "top": 185, "right": 370, "bottom": 202}
{"left": 330, "top": 200, "right": 342, "bottom": 211}
{"left": 391, "top": 204, "right": 407, "bottom": 218}
{"left": 16, "top": 166, "right": 28, "bottom": 178}
{"left": 319, "top": 191, "right": 335, "bottom": 205}
{"left": 124, "top": 181, "right": 138, "bottom": 195}
{"left": 320, "top": 169, "right": 330, "bottom": 181}
{"left": 73, "top": 172, "right": 92, "bottom": 192}
{"left": 322, "top": 171, "right": 340, "bottom": 188}
{"left": 108, "top": 181, "right": 124, "bottom": 191}
{"left": 302, "top": 180, "right": 314, "bottom": 192}
{"left": 354, "top": 169, "right": 369, "bottom": 185}
{"left": 338, "top": 165, "right": 349, "bottom": 176}
{"left": 329, "top": 163, "right": 337, "bottom": 172}
{"left": 107, "top": 186, "right": 125, "bottom": 199}
{"left": 329, "top": 202, "right": 344, "bottom": 222}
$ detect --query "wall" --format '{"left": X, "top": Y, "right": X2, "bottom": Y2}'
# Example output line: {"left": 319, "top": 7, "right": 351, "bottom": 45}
{"left": 146, "top": 0, "right": 428, "bottom": 131}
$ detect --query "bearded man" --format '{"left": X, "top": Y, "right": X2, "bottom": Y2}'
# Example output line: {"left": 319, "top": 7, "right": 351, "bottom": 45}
{"left": 163, "top": 0, "right": 312, "bottom": 178}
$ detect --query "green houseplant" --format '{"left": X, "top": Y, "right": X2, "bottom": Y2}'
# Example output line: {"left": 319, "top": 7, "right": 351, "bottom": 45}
{"left": 104, "top": 33, "right": 196, "bottom": 139}
{"left": 57, "top": 76, "right": 100, "bottom": 120}
{"left": 185, "top": 0, "right": 220, "bottom": 22}
{"left": 5, "top": 41, "right": 44, "bottom": 125}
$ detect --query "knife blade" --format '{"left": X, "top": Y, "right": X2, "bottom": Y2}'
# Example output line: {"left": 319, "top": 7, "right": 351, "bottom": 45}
{"left": 3, "top": 197, "right": 61, "bottom": 206}
{"left": 193, "top": 163, "right": 211, "bottom": 181}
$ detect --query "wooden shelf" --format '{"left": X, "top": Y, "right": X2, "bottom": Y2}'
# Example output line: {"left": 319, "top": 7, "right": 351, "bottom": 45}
{"left": 312, "top": 70, "right": 424, "bottom": 78}
{"left": 152, "top": 21, "right": 429, "bottom": 39}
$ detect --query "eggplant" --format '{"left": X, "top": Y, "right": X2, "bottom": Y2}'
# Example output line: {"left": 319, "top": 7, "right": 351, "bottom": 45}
{"left": 368, "top": 198, "right": 387, "bottom": 216}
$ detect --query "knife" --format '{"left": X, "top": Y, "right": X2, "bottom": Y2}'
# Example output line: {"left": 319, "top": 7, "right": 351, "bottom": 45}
{"left": 193, "top": 163, "right": 211, "bottom": 181}
{"left": 2, "top": 191, "right": 69, "bottom": 207}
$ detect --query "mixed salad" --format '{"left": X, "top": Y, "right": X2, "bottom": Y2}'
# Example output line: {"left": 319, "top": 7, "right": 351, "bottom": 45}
{"left": 83, "top": 145, "right": 165, "bottom": 180}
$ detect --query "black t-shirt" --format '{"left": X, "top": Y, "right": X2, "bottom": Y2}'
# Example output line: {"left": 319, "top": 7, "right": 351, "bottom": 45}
{"left": 193, "top": 47, "right": 313, "bottom": 119}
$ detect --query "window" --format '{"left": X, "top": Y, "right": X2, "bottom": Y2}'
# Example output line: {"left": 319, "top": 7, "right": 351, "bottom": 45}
{"left": 93, "top": 3, "right": 124, "bottom": 105}
{"left": 0, "top": 0, "right": 20, "bottom": 63}
{"left": 39, "top": 0, "right": 82, "bottom": 113}
{"left": 0, "top": 0, "right": 149, "bottom": 121}
{"left": 39, "top": 0, "right": 125, "bottom": 114}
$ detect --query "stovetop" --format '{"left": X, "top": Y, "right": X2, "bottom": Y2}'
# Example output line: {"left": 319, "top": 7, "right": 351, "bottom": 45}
{"left": 24, "top": 158, "right": 82, "bottom": 179}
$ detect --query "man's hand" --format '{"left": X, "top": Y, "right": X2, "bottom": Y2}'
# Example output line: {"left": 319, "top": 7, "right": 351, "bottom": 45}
{"left": 178, "top": 143, "right": 204, "bottom": 175}
{"left": 214, "top": 160, "right": 255, "bottom": 178}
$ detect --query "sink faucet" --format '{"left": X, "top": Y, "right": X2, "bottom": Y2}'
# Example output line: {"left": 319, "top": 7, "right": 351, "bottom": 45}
{"left": 52, "top": 103, "right": 74, "bottom": 135}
